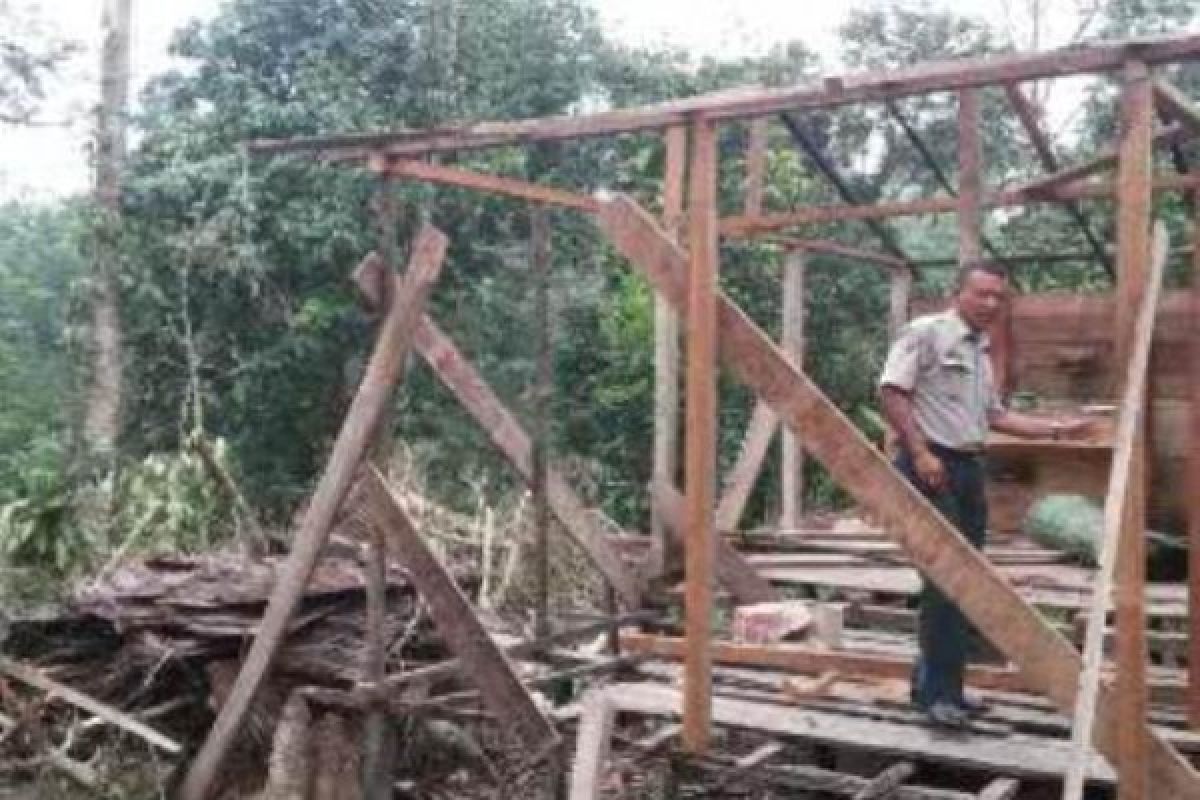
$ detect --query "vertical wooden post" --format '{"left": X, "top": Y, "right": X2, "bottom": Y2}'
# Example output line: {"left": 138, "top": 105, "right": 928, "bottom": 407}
{"left": 682, "top": 116, "right": 719, "bottom": 754}
{"left": 743, "top": 118, "right": 769, "bottom": 218}
{"left": 1114, "top": 59, "right": 1152, "bottom": 800}
{"left": 958, "top": 89, "right": 982, "bottom": 266}
{"left": 650, "top": 126, "right": 687, "bottom": 577}
{"left": 888, "top": 268, "right": 912, "bottom": 342}
{"left": 362, "top": 176, "right": 398, "bottom": 800}
{"left": 532, "top": 208, "right": 552, "bottom": 641}
{"left": 780, "top": 248, "right": 806, "bottom": 530}
{"left": 1188, "top": 191, "right": 1200, "bottom": 730}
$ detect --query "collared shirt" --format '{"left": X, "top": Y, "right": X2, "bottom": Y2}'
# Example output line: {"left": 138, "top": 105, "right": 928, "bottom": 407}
{"left": 879, "top": 309, "right": 1003, "bottom": 452}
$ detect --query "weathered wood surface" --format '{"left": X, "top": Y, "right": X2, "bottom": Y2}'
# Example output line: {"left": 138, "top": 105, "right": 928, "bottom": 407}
{"left": 682, "top": 116, "right": 719, "bottom": 753}
{"left": 781, "top": 249, "right": 806, "bottom": 529}
{"left": 180, "top": 225, "right": 448, "bottom": 800}
{"left": 247, "top": 33, "right": 1200, "bottom": 158}
{"left": 714, "top": 402, "right": 778, "bottom": 533}
{"left": 1189, "top": 191, "right": 1200, "bottom": 730}
{"left": 604, "top": 682, "right": 1118, "bottom": 783}
{"left": 361, "top": 467, "right": 559, "bottom": 754}
{"left": 410, "top": 316, "right": 641, "bottom": 607}
{"left": 567, "top": 690, "right": 616, "bottom": 800}
{"left": 772, "top": 236, "right": 907, "bottom": 270}
{"left": 958, "top": 89, "right": 982, "bottom": 265}
{"left": 1064, "top": 224, "right": 1168, "bottom": 800}
{"left": 595, "top": 195, "right": 1200, "bottom": 799}
{"left": 743, "top": 118, "right": 769, "bottom": 217}
{"left": 1154, "top": 80, "right": 1200, "bottom": 137}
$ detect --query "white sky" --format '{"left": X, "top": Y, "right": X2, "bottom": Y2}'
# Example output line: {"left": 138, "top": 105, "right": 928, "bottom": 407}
{"left": 0, "top": 0, "right": 1109, "bottom": 200}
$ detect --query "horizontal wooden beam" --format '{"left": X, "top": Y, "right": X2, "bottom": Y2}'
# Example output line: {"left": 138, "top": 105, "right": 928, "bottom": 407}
{"left": 595, "top": 194, "right": 1200, "bottom": 799}
{"left": 720, "top": 173, "right": 1200, "bottom": 237}
{"left": 370, "top": 155, "right": 600, "bottom": 212}
{"left": 768, "top": 236, "right": 908, "bottom": 270}
{"left": 245, "top": 33, "right": 1200, "bottom": 159}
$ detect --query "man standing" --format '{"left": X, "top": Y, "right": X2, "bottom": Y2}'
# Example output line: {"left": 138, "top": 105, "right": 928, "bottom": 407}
{"left": 880, "top": 261, "right": 1089, "bottom": 728}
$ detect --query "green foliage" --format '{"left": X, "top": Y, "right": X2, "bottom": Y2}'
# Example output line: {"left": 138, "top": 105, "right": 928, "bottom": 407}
{"left": 0, "top": 0, "right": 78, "bottom": 124}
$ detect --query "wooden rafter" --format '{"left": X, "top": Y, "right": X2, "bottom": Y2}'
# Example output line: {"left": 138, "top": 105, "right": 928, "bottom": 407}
{"left": 369, "top": 156, "right": 600, "bottom": 212}
{"left": 595, "top": 194, "right": 1200, "bottom": 799}
{"left": 719, "top": 172, "right": 1200, "bottom": 237}
{"left": 1154, "top": 79, "right": 1200, "bottom": 137}
{"left": 245, "top": 32, "right": 1200, "bottom": 159}
{"left": 769, "top": 236, "right": 906, "bottom": 270}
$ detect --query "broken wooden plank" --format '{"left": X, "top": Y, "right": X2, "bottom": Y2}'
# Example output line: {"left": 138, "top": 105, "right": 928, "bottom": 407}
{"left": 361, "top": 466, "right": 559, "bottom": 755}
{"left": 369, "top": 155, "right": 600, "bottom": 212}
{"left": 0, "top": 657, "right": 181, "bottom": 755}
{"left": 410, "top": 315, "right": 641, "bottom": 607}
{"left": 853, "top": 761, "right": 916, "bottom": 800}
{"left": 568, "top": 689, "right": 616, "bottom": 800}
{"left": 178, "top": 224, "right": 448, "bottom": 800}
{"left": 595, "top": 194, "right": 1200, "bottom": 799}
{"left": 977, "top": 777, "right": 1020, "bottom": 800}
{"left": 682, "top": 115, "right": 719, "bottom": 754}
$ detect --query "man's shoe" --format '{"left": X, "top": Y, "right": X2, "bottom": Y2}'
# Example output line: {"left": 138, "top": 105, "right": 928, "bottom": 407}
{"left": 924, "top": 701, "right": 970, "bottom": 729}
{"left": 956, "top": 694, "right": 991, "bottom": 716}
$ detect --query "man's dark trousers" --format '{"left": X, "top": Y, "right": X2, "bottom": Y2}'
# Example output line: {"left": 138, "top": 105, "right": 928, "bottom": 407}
{"left": 894, "top": 443, "right": 988, "bottom": 709}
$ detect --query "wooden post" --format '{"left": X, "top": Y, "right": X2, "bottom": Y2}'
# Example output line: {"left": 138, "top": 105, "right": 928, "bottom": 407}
{"left": 1113, "top": 59, "right": 1152, "bottom": 800}
{"left": 532, "top": 208, "right": 552, "bottom": 641}
{"left": 744, "top": 118, "right": 769, "bottom": 217}
{"left": 567, "top": 690, "right": 616, "bottom": 800}
{"left": 958, "top": 89, "right": 982, "bottom": 266}
{"left": 888, "top": 268, "right": 912, "bottom": 342}
{"left": 1190, "top": 194, "right": 1200, "bottom": 731}
{"left": 180, "top": 227, "right": 448, "bottom": 800}
{"left": 1062, "top": 226, "right": 1168, "bottom": 800}
{"left": 683, "top": 116, "right": 719, "bottom": 754}
{"left": 650, "top": 125, "right": 687, "bottom": 577}
{"left": 714, "top": 403, "right": 778, "bottom": 533}
{"left": 781, "top": 248, "right": 806, "bottom": 529}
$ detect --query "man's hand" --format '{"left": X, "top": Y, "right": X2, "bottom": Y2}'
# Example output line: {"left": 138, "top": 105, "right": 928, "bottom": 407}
{"left": 914, "top": 449, "right": 948, "bottom": 492}
{"left": 1049, "top": 416, "right": 1095, "bottom": 440}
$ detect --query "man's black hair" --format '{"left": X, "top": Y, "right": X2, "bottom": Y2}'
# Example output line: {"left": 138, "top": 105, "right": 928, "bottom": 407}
{"left": 955, "top": 260, "right": 1009, "bottom": 290}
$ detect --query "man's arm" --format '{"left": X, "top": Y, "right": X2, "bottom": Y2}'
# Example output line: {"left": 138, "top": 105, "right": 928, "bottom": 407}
{"left": 988, "top": 409, "right": 1092, "bottom": 439}
{"left": 881, "top": 385, "right": 948, "bottom": 491}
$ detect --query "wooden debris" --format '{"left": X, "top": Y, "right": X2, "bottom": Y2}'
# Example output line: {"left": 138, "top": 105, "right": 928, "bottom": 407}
{"left": 568, "top": 689, "right": 616, "bottom": 800}
{"left": 781, "top": 670, "right": 841, "bottom": 704}
{"left": 852, "top": 761, "right": 916, "bottom": 800}
{"left": 262, "top": 693, "right": 313, "bottom": 800}
{"left": 977, "top": 777, "right": 1020, "bottom": 800}
{"left": 312, "top": 712, "right": 362, "bottom": 800}
{"left": 0, "top": 656, "right": 180, "bottom": 755}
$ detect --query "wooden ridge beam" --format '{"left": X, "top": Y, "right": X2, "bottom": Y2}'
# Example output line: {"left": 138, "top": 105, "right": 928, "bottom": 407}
{"left": 408, "top": 315, "right": 642, "bottom": 607}
{"left": 180, "top": 225, "right": 449, "bottom": 800}
{"left": 1063, "top": 225, "right": 1168, "bottom": 800}
{"left": 594, "top": 194, "right": 1200, "bottom": 799}
{"left": 245, "top": 33, "right": 1200, "bottom": 159}
{"left": 360, "top": 467, "right": 559, "bottom": 755}
{"left": 719, "top": 172, "right": 1200, "bottom": 237}
{"left": 1003, "top": 83, "right": 1113, "bottom": 274}
{"left": 369, "top": 156, "right": 600, "bottom": 212}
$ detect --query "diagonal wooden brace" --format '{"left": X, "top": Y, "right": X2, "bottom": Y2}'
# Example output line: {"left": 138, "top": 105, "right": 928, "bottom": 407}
{"left": 180, "top": 225, "right": 449, "bottom": 800}
{"left": 594, "top": 195, "right": 1200, "bottom": 799}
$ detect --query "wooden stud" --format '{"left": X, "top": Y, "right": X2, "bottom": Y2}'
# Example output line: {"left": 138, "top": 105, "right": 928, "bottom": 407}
{"left": 1190, "top": 181, "right": 1200, "bottom": 731}
{"left": 360, "top": 466, "right": 559, "bottom": 755}
{"left": 179, "top": 226, "right": 448, "bottom": 800}
{"left": 531, "top": 208, "right": 552, "bottom": 640}
{"left": 682, "top": 115, "right": 719, "bottom": 754}
{"left": 410, "top": 317, "right": 642, "bottom": 607}
{"left": 594, "top": 195, "right": 1200, "bottom": 799}
{"left": 781, "top": 248, "right": 806, "bottom": 529}
{"left": 1062, "top": 225, "right": 1168, "bottom": 800}
{"left": 744, "top": 118, "right": 769, "bottom": 217}
{"left": 958, "top": 89, "right": 983, "bottom": 266}
{"left": 567, "top": 690, "right": 616, "bottom": 800}
{"left": 369, "top": 156, "right": 600, "bottom": 212}
{"left": 651, "top": 125, "right": 687, "bottom": 578}
{"left": 1113, "top": 60, "right": 1153, "bottom": 800}
{"left": 888, "top": 269, "right": 913, "bottom": 342}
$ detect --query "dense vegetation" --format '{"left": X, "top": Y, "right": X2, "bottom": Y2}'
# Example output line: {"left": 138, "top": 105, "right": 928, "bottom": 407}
{"left": 2, "top": 0, "right": 1198, "bottom": 594}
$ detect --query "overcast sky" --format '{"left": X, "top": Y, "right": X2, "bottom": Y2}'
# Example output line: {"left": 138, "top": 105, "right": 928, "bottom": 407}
{"left": 0, "top": 0, "right": 1109, "bottom": 200}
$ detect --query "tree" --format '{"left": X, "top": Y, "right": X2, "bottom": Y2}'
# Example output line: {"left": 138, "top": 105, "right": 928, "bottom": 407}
{"left": 0, "top": 0, "right": 77, "bottom": 125}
